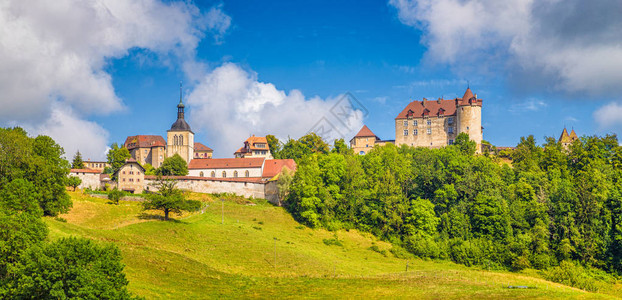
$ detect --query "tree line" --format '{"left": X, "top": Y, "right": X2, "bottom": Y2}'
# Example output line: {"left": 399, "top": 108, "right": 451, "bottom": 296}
{"left": 274, "top": 132, "right": 622, "bottom": 278}
{"left": 0, "top": 127, "right": 136, "bottom": 298}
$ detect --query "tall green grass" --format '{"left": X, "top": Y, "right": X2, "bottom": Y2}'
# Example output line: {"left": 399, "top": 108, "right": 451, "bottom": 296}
{"left": 43, "top": 191, "right": 619, "bottom": 299}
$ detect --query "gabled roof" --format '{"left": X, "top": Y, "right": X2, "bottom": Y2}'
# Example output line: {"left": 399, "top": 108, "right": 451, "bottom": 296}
{"left": 354, "top": 125, "right": 378, "bottom": 138}
{"left": 124, "top": 135, "right": 166, "bottom": 150}
{"left": 559, "top": 128, "right": 572, "bottom": 143}
{"left": 194, "top": 142, "right": 213, "bottom": 152}
{"left": 188, "top": 158, "right": 265, "bottom": 169}
{"left": 262, "top": 159, "right": 297, "bottom": 178}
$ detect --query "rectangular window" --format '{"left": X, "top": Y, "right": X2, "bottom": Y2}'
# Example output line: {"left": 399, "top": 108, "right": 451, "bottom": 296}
{"left": 403, "top": 129, "right": 408, "bottom": 136}
{"left": 449, "top": 139, "right": 454, "bottom": 145}
{"left": 414, "top": 129, "right": 418, "bottom": 135}
{"left": 403, "top": 120, "right": 408, "bottom": 127}
{"left": 448, "top": 117, "right": 454, "bottom": 124}
{"left": 413, "top": 120, "right": 418, "bottom": 126}
{"left": 427, "top": 128, "right": 432, "bottom": 134}
{"left": 427, "top": 119, "right": 432, "bottom": 126}
{"left": 448, "top": 127, "right": 454, "bottom": 134}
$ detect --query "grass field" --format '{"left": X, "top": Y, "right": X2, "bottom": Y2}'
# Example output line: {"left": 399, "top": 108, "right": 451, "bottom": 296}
{"left": 45, "top": 191, "right": 620, "bottom": 299}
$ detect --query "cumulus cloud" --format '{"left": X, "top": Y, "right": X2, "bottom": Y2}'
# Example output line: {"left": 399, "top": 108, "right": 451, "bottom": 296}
{"left": 187, "top": 63, "right": 364, "bottom": 157}
{"left": 389, "top": 0, "right": 622, "bottom": 96}
{"left": 594, "top": 102, "right": 622, "bottom": 130}
{"left": 25, "top": 104, "right": 110, "bottom": 161}
{"left": 0, "top": 0, "right": 230, "bottom": 159}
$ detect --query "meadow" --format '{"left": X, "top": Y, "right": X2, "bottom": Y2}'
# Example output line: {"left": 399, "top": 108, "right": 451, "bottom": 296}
{"left": 45, "top": 191, "right": 620, "bottom": 299}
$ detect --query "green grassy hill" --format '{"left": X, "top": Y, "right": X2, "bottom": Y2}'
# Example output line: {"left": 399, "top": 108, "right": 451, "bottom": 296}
{"left": 45, "top": 191, "right": 619, "bottom": 299}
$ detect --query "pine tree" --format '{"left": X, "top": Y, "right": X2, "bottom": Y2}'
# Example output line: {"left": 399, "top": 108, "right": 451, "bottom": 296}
{"left": 72, "top": 151, "right": 85, "bottom": 169}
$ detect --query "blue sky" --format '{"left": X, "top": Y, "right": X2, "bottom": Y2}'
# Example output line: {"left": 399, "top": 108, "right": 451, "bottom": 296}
{"left": 1, "top": 0, "right": 621, "bottom": 159}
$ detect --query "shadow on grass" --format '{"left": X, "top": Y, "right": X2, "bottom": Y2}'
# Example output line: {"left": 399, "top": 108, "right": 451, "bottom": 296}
{"left": 137, "top": 212, "right": 187, "bottom": 223}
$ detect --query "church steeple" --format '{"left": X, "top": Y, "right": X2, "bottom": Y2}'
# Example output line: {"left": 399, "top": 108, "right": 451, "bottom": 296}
{"left": 177, "top": 81, "right": 185, "bottom": 119}
{"left": 170, "top": 82, "right": 191, "bottom": 132}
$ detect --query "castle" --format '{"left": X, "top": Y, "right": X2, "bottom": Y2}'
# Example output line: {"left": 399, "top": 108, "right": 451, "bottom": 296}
{"left": 351, "top": 87, "right": 483, "bottom": 153}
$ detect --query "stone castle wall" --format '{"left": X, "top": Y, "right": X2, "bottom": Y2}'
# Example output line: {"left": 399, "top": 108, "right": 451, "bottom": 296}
{"left": 71, "top": 172, "right": 101, "bottom": 190}
{"left": 395, "top": 116, "right": 458, "bottom": 148}
{"left": 144, "top": 177, "right": 279, "bottom": 204}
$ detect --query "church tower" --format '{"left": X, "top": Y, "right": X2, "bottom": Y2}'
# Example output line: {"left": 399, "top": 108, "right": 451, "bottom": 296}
{"left": 166, "top": 83, "right": 194, "bottom": 163}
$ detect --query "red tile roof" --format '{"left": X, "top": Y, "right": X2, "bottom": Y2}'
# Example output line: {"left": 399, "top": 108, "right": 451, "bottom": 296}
{"left": 354, "top": 125, "right": 378, "bottom": 138}
{"left": 396, "top": 99, "right": 458, "bottom": 119}
{"left": 194, "top": 142, "right": 213, "bottom": 152}
{"left": 70, "top": 168, "right": 101, "bottom": 174}
{"left": 188, "top": 158, "right": 265, "bottom": 169}
{"left": 124, "top": 135, "right": 166, "bottom": 150}
{"left": 395, "top": 88, "right": 482, "bottom": 119}
{"left": 262, "top": 159, "right": 297, "bottom": 178}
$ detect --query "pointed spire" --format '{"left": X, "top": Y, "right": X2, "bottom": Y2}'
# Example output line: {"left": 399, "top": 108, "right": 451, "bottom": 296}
{"left": 559, "top": 128, "right": 570, "bottom": 143}
{"left": 178, "top": 81, "right": 184, "bottom": 108}
{"left": 460, "top": 87, "right": 475, "bottom": 105}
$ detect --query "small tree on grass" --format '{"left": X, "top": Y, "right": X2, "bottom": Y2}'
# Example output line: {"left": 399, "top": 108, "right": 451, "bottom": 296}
{"left": 143, "top": 179, "right": 200, "bottom": 220}
{"left": 108, "top": 188, "right": 124, "bottom": 205}
{"left": 67, "top": 176, "right": 82, "bottom": 191}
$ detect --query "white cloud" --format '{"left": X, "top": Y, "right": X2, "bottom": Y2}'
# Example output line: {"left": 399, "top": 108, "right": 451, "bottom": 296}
{"left": 187, "top": 63, "right": 364, "bottom": 157}
{"left": 594, "top": 102, "right": 622, "bottom": 130}
{"left": 25, "top": 104, "right": 110, "bottom": 161}
{"left": 509, "top": 98, "right": 548, "bottom": 113}
{"left": 205, "top": 4, "right": 232, "bottom": 44}
{"left": 389, "top": 0, "right": 622, "bottom": 96}
{"left": 0, "top": 0, "right": 230, "bottom": 159}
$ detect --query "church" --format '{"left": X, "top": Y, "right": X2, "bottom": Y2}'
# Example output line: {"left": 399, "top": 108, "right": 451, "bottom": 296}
{"left": 125, "top": 86, "right": 206, "bottom": 167}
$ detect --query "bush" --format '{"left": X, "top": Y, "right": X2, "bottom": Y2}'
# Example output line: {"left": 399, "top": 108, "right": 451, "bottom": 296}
{"left": 543, "top": 261, "right": 603, "bottom": 292}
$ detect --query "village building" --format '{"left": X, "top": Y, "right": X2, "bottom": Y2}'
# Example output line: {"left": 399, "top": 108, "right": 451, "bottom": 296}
{"left": 234, "top": 135, "right": 273, "bottom": 158}
{"left": 395, "top": 88, "right": 483, "bottom": 153}
{"left": 194, "top": 142, "right": 213, "bottom": 159}
{"left": 349, "top": 125, "right": 394, "bottom": 155}
{"left": 83, "top": 160, "right": 110, "bottom": 172}
{"left": 124, "top": 135, "right": 167, "bottom": 167}
{"left": 559, "top": 128, "right": 579, "bottom": 149}
{"left": 115, "top": 159, "right": 145, "bottom": 193}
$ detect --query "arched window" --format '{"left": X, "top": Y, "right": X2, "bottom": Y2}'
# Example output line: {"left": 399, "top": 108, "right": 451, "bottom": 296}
{"left": 174, "top": 135, "right": 178, "bottom": 145}
{"left": 222, "top": 171, "right": 226, "bottom": 178}
{"left": 245, "top": 170, "right": 249, "bottom": 177}
{"left": 211, "top": 171, "right": 215, "bottom": 177}
{"left": 180, "top": 135, "right": 184, "bottom": 145}
{"left": 199, "top": 171, "right": 204, "bottom": 177}
{"left": 233, "top": 171, "right": 238, "bottom": 178}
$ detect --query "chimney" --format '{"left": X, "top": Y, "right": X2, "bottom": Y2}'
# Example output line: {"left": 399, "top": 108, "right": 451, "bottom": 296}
{"left": 422, "top": 98, "right": 427, "bottom": 105}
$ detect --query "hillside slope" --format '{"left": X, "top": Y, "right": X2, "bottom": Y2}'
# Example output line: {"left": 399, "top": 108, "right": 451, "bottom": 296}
{"left": 45, "top": 192, "right": 618, "bottom": 299}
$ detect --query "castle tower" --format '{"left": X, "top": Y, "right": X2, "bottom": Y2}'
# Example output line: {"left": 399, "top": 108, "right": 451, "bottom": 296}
{"left": 166, "top": 83, "right": 194, "bottom": 163}
{"left": 456, "top": 88, "right": 483, "bottom": 153}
